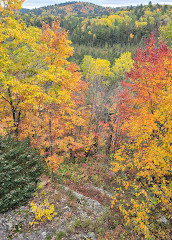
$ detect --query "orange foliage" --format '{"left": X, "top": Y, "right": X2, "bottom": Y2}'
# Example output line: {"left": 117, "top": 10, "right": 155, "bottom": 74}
{"left": 111, "top": 36, "right": 172, "bottom": 238}
{"left": 0, "top": 8, "right": 91, "bottom": 172}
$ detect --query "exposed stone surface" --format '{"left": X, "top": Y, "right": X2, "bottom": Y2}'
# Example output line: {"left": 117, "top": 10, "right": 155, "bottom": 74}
{"left": 70, "top": 232, "right": 96, "bottom": 240}
{"left": 0, "top": 218, "right": 8, "bottom": 240}
{"left": 62, "top": 185, "right": 106, "bottom": 215}
{"left": 0, "top": 184, "right": 112, "bottom": 240}
{"left": 158, "top": 216, "right": 170, "bottom": 225}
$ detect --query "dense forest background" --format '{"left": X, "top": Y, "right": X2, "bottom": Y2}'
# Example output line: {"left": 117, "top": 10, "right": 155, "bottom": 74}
{"left": 18, "top": 1, "right": 172, "bottom": 63}
{"left": 0, "top": 1, "right": 172, "bottom": 239}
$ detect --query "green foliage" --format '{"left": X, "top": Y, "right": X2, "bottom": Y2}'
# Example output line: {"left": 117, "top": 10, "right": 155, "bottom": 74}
{"left": 160, "top": 21, "right": 172, "bottom": 47}
{"left": 56, "top": 231, "right": 66, "bottom": 240}
{"left": 73, "top": 218, "right": 81, "bottom": 228}
{"left": 0, "top": 136, "right": 42, "bottom": 213}
{"left": 18, "top": 2, "right": 172, "bottom": 50}
{"left": 19, "top": 1, "right": 117, "bottom": 20}
{"left": 56, "top": 159, "right": 114, "bottom": 192}
{"left": 17, "top": 3, "right": 172, "bottom": 65}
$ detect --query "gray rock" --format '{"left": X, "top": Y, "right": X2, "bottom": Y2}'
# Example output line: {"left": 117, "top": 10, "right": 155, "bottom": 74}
{"left": 158, "top": 216, "right": 170, "bottom": 225}
{"left": 71, "top": 232, "right": 96, "bottom": 240}
{"left": 62, "top": 185, "right": 105, "bottom": 215}
{"left": 41, "top": 231, "right": 47, "bottom": 237}
{"left": 6, "top": 221, "right": 13, "bottom": 230}
{"left": 0, "top": 184, "right": 107, "bottom": 240}
{"left": 0, "top": 218, "right": 8, "bottom": 240}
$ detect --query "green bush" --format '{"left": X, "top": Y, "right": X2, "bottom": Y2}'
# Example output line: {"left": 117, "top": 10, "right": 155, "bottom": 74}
{"left": 0, "top": 136, "right": 42, "bottom": 213}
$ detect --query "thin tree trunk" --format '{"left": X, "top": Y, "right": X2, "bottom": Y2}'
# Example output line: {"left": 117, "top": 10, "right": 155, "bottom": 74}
{"left": 49, "top": 110, "right": 54, "bottom": 182}
{"left": 8, "top": 88, "right": 21, "bottom": 136}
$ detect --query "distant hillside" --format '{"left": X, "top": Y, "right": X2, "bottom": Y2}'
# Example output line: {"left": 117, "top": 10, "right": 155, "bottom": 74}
{"left": 20, "top": 1, "right": 119, "bottom": 17}
{"left": 18, "top": 2, "right": 172, "bottom": 64}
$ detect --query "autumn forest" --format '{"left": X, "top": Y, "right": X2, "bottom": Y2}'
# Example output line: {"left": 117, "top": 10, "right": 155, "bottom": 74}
{"left": 0, "top": 1, "right": 171, "bottom": 239}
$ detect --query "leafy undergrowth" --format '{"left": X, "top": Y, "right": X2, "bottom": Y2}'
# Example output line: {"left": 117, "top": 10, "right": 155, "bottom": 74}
{"left": 5, "top": 172, "right": 131, "bottom": 240}
{"left": 3, "top": 155, "right": 171, "bottom": 240}
{"left": 56, "top": 155, "right": 115, "bottom": 192}
{"left": 55, "top": 156, "right": 172, "bottom": 240}
{"left": 2, "top": 155, "right": 131, "bottom": 239}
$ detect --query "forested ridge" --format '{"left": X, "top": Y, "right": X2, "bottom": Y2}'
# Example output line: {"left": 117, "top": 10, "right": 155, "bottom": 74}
{"left": 0, "top": 1, "right": 171, "bottom": 239}
{"left": 18, "top": 1, "right": 172, "bottom": 64}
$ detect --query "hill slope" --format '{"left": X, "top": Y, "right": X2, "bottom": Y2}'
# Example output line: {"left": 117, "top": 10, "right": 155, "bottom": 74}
{"left": 20, "top": 1, "right": 119, "bottom": 17}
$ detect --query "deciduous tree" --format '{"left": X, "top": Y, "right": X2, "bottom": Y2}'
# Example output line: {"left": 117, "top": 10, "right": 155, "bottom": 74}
{"left": 0, "top": 1, "right": 88, "bottom": 175}
{"left": 111, "top": 36, "right": 172, "bottom": 238}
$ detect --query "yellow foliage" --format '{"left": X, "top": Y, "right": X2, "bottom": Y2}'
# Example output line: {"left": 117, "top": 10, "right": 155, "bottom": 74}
{"left": 30, "top": 199, "right": 57, "bottom": 225}
{"left": 130, "top": 33, "right": 134, "bottom": 39}
{"left": 135, "top": 21, "right": 147, "bottom": 28}
{"left": 0, "top": 0, "right": 24, "bottom": 13}
{"left": 90, "top": 14, "right": 124, "bottom": 27}
{"left": 111, "top": 41, "right": 172, "bottom": 238}
{"left": 111, "top": 52, "right": 134, "bottom": 80}
{"left": 0, "top": 9, "right": 89, "bottom": 172}
{"left": 82, "top": 55, "right": 111, "bottom": 85}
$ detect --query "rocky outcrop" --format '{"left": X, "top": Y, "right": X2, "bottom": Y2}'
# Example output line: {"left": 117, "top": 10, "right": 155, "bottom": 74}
{"left": 0, "top": 183, "right": 112, "bottom": 240}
